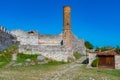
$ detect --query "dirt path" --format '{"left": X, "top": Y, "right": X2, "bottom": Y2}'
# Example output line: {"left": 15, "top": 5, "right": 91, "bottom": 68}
{"left": 45, "top": 62, "right": 83, "bottom": 80}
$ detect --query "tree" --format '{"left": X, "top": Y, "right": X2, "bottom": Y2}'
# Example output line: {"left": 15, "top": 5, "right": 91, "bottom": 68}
{"left": 85, "top": 41, "right": 94, "bottom": 49}
{"left": 95, "top": 46, "right": 113, "bottom": 51}
{"left": 116, "top": 46, "right": 120, "bottom": 54}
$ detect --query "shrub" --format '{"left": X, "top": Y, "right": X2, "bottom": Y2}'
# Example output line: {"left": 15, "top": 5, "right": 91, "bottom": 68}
{"left": 16, "top": 53, "right": 39, "bottom": 63}
{"left": 116, "top": 46, "right": 120, "bottom": 54}
{"left": 0, "top": 51, "right": 11, "bottom": 58}
{"left": 95, "top": 46, "right": 113, "bottom": 51}
{"left": 0, "top": 51, "right": 12, "bottom": 61}
{"left": 0, "top": 51, "right": 11, "bottom": 67}
{"left": 85, "top": 41, "right": 94, "bottom": 49}
{"left": 73, "top": 52, "right": 82, "bottom": 60}
{"left": 17, "top": 53, "right": 38, "bottom": 59}
{"left": 6, "top": 45, "right": 18, "bottom": 54}
{"left": 91, "top": 57, "right": 99, "bottom": 67}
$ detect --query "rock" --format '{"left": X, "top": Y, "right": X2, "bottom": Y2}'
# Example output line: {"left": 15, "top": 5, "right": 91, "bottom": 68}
{"left": 12, "top": 63, "right": 22, "bottom": 66}
{"left": 25, "top": 59, "right": 31, "bottom": 62}
{"left": 37, "top": 56, "right": 45, "bottom": 61}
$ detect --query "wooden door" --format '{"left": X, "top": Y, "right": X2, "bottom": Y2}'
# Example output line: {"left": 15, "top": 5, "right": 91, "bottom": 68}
{"left": 98, "top": 55, "right": 115, "bottom": 69}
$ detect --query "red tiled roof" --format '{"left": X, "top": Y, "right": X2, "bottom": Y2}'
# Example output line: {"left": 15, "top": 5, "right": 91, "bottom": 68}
{"left": 97, "top": 49, "right": 116, "bottom": 55}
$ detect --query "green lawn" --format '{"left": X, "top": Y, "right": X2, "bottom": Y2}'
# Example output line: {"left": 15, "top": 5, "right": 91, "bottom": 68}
{"left": 0, "top": 64, "right": 120, "bottom": 80}
{"left": 73, "top": 65, "right": 120, "bottom": 80}
{"left": 0, "top": 62, "right": 68, "bottom": 80}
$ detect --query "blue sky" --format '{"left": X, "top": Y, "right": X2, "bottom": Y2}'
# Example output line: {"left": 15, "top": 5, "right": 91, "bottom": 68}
{"left": 0, "top": 0, "right": 120, "bottom": 47}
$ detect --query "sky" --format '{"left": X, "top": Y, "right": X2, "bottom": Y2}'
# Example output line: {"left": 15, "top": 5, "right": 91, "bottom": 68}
{"left": 0, "top": 0, "right": 120, "bottom": 47}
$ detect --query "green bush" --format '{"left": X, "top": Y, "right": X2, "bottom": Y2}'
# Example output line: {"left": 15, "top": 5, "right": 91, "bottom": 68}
{"left": 116, "top": 46, "right": 120, "bottom": 54}
{"left": 85, "top": 41, "right": 94, "bottom": 49}
{"left": 17, "top": 53, "right": 38, "bottom": 59}
{"left": 0, "top": 51, "right": 12, "bottom": 62}
{"left": 95, "top": 46, "right": 113, "bottom": 51}
{"left": 16, "top": 53, "right": 39, "bottom": 63}
{"left": 91, "top": 57, "right": 99, "bottom": 67}
{"left": 0, "top": 51, "right": 11, "bottom": 68}
{"left": 73, "top": 52, "right": 82, "bottom": 60}
{"left": 3, "top": 51, "right": 12, "bottom": 58}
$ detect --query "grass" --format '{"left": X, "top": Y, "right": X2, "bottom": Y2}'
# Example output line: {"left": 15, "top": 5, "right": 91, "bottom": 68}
{"left": 0, "top": 50, "right": 120, "bottom": 80}
{"left": 0, "top": 62, "right": 120, "bottom": 80}
{"left": 0, "top": 61, "right": 68, "bottom": 80}
{"left": 96, "top": 68, "right": 120, "bottom": 77}
{"left": 0, "top": 52, "right": 11, "bottom": 68}
{"left": 73, "top": 52, "right": 82, "bottom": 59}
{"left": 73, "top": 65, "right": 120, "bottom": 80}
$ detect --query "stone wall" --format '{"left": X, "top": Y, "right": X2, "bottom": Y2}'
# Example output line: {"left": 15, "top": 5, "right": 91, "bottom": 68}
{"left": 87, "top": 53, "right": 97, "bottom": 67}
{"left": 38, "top": 34, "right": 62, "bottom": 45}
{"left": 11, "top": 30, "right": 86, "bottom": 61}
{"left": 0, "top": 26, "right": 17, "bottom": 51}
{"left": 71, "top": 34, "right": 86, "bottom": 55}
{"left": 19, "top": 45, "right": 69, "bottom": 62}
{"left": 115, "top": 55, "right": 120, "bottom": 69}
{"left": 11, "top": 30, "right": 38, "bottom": 45}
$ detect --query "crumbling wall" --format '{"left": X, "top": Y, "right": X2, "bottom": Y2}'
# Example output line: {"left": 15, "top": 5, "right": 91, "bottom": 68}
{"left": 11, "top": 30, "right": 38, "bottom": 45}
{"left": 38, "top": 34, "right": 62, "bottom": 45}
{"left": 71, "top": 34, "right": 86, "bottom": 55}
{"left": 19, "top": 45, "right": 69, "bottom": 62}
{"left": 0, "top": 26, "right": 17, "bottom": 51}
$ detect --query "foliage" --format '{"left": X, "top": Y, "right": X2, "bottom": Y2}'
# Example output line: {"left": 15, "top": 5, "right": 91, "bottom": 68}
{"left": 0, "top": 51, "right": 11, "bottom": 68}
{"left": 91, "top": 57, "right": 99, "bottom": 67}
{"left": 0, "top": 51, "right": 12, "bottom": 58}
{"left": 6, "top": 45, "right": 18, "bottom": 54}
{"left": 95, "top": 46, "right": 113, "bottom": 51}
{"left": 16, "top": 53, "right": 39, "bottom": 63}
{"left": 85, "top": 41, "right": 94, "bottom": 49}
{"left": 116, "top": 46, "right": 120, "bottom": 54}
{"left": 17, "top": 53, "right": 38, "bottom": 59}
{"left": 73, "top": 52, "right": 82, "bottom": 60}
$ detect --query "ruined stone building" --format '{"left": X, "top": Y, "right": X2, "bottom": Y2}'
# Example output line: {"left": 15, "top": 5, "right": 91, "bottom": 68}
{"left": 0, "top": 6, "right": 86, "bottom": 61}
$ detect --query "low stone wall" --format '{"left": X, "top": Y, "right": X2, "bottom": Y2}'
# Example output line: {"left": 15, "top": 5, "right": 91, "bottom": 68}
{"left": 19, "top": 45, "right": 69, "bottom": 62}
{"left": 87, "top": 53, "right": 97, "bottom": 67}
{"left": 115, "top": 55, "right": 120, "bottom": 69}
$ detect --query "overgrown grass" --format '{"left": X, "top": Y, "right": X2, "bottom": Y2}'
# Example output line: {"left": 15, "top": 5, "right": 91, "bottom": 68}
{"left": 73, "top": 52, "right": 82, "bottom": 59}
{"left": 96, "top": 68, "right": 120, "bottom": 77}
{"left": 73, "top": 65, "right": 120, "bottom": 80}
{"left": 0, "top": 51, "right": 11, "bottom": 68}
{"left": 0, "top": 61, "right": 68, "bottom": 80}
{"left": 16, "top": 53, "right": 39, "bottom": 63}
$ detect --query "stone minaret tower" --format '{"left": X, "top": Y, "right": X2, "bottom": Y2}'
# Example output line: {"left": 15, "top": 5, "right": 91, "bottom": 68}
{"left": 63, "top": 6, "right": 72, "bottom": 51}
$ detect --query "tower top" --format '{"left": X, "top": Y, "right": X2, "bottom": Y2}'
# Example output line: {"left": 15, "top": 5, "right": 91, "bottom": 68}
{"left": 64, "top": 6, "right": 71, "bottom": 13}
{"left": 63, "top": 5, "right": 71, "bottom": 30}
